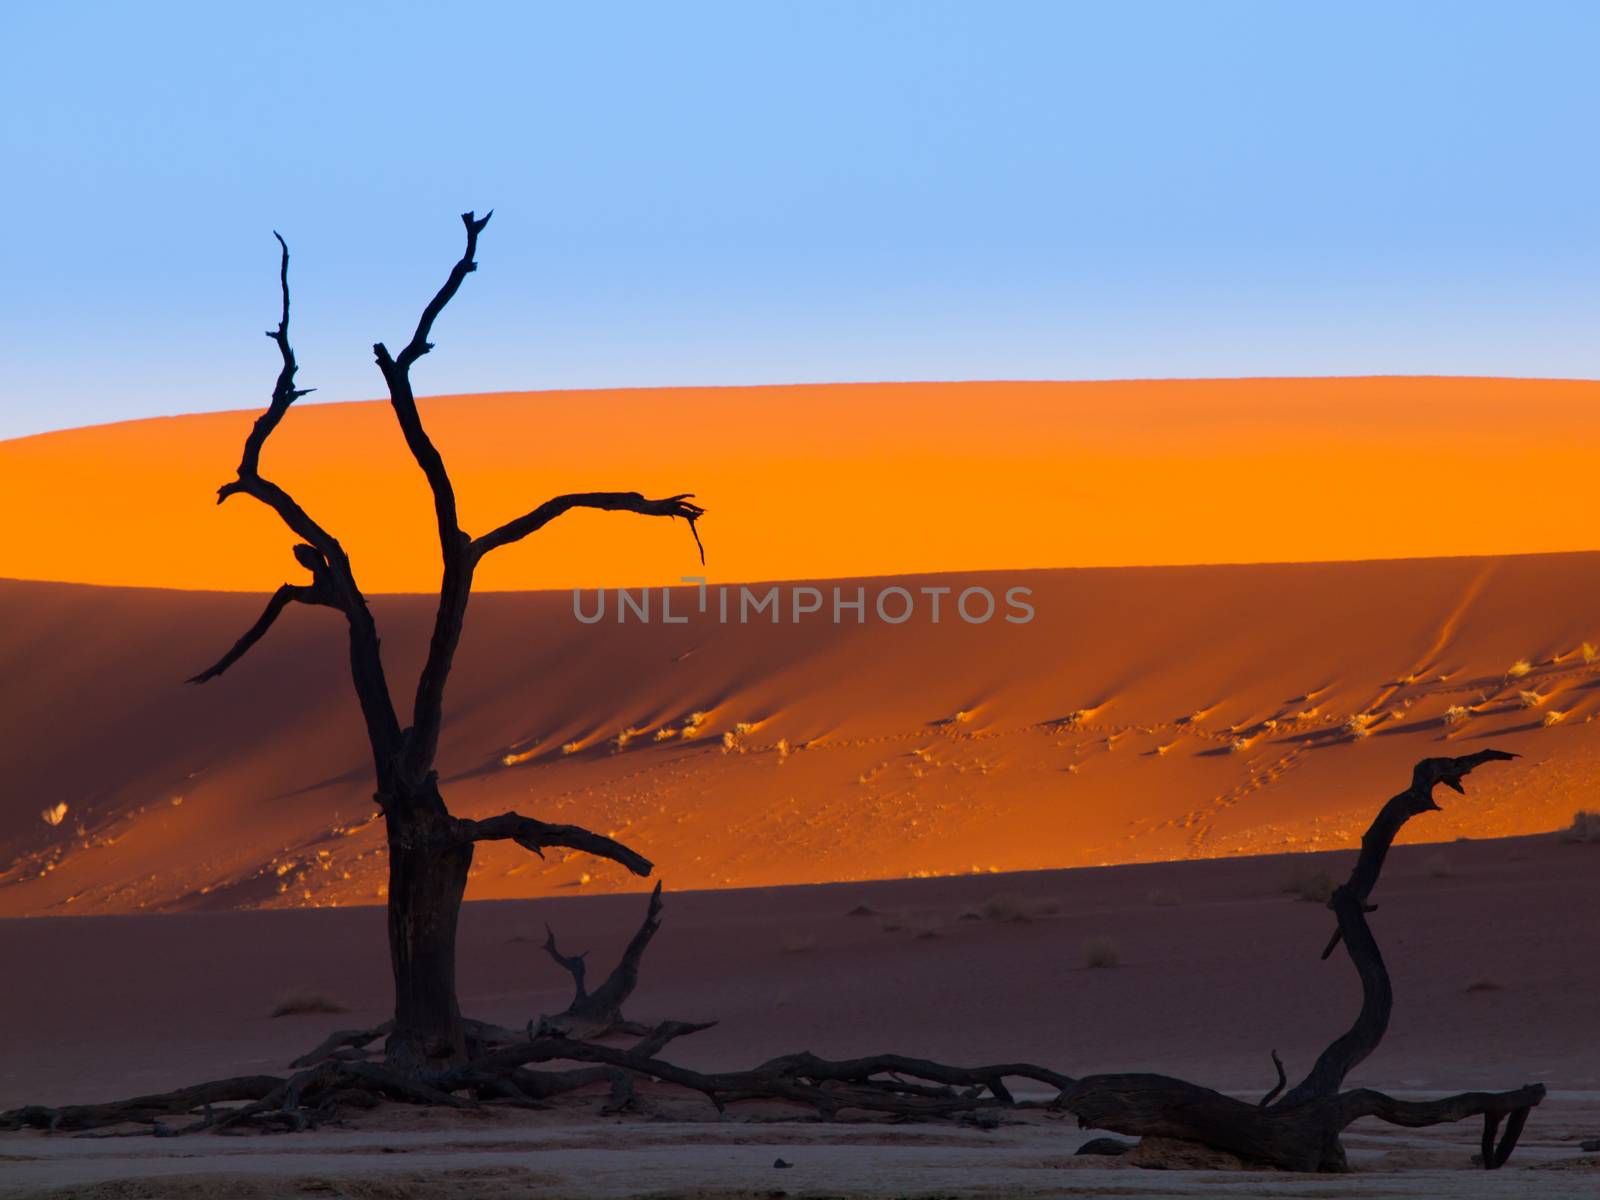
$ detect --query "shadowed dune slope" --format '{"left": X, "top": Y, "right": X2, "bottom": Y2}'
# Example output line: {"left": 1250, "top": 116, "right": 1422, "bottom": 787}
{"left": 3, "top": 377, "right": 1599, "bottom": 592}
{"left": 2, "top": 552, "right": 1597, "bottom": 915}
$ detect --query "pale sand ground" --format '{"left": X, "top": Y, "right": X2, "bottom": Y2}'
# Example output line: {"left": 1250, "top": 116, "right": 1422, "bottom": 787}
{"left": 4, "top": 554, "right": 1600, "bottom": 915}
{"left": 2, "top": 840, "right": 1597, "bottom": 1195}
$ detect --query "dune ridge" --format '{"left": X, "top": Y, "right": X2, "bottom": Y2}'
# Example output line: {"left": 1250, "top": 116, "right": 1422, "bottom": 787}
{"left": 2, "top": 551, "right": 1597, "bottom": 917}
{"left": 3, "top": 377, "right": 1598, "bottom": 593}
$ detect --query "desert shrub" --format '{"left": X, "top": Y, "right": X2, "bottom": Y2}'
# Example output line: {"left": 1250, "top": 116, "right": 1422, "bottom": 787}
{"left": 1559, "top": 811, "right": 1600, "bottom": 844}
{"left": 1084, "top": 937, "right": 1120, "bottom": 968}
{"left": 965, "top": 892, "right": 1059, "bottom": 923}
{"left": 1280, "top": 864, "right": 1335, "bottom": 903}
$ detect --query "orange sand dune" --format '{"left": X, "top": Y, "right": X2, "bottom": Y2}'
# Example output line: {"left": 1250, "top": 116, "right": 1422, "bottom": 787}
{"left": 1, "top": 553, "right": 1596, "bottom": 917}
{"left": 2, "top": 377, "right": 1597, "bottom": 593}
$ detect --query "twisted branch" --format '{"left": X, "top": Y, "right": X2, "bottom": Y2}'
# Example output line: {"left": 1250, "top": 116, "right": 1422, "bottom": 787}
{"left": 473, "top": 492, "right": 706, "bottom": 564}
{"left": 453, "top": 812, "right": 653, "bottom": 877}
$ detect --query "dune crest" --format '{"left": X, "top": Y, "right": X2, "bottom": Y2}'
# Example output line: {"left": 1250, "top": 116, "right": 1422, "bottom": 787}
{"left": 2, "top": 377, "right": 1598, "bottom": 592}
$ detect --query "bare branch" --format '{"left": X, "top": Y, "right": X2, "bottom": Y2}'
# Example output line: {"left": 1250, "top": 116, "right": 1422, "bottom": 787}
{"left": 1257, "top": 1050, "right": 1286, "bottom": 1108}
{"left": 541, "top": 926, "right": 590, "bottom": 1003}
{"left": 371, "top": 210, "right": 492, "bottom": 548}
{"left": 362, "top": 212, "right": 493, "bottom": 785}
{"left": 188, "top": 581, "right": 330, "bottom": 683}
{"left": 235, "top": 232, "right": 316, "bottom": 479}
{"left": 582, "top": 881, "right": 663, "bottom": 1017}
{"left": 390, "top": 210, "right": 493, "bottom": 372}
{"left": 454, "top": 812, "right": 653, "bottom": 877}
{"left": 473, "top": 492, "right": 706, "bottom": 563}
{"left": 210, "top": 232, "right": 404, "bottom": 770}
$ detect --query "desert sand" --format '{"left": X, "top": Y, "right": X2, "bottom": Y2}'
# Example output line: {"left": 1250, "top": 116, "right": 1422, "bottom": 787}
{"left": 4, "top": 382, "right": 1599, "bottom": 1193}
{"left": 2, "top": 553, "right": 1597, "bottom": 916}
{"left": 3, "top": 378, "right": 1600, "bottom": 593}
{"left": 2, "top": 838, "right": 1598, "bottom": 1196}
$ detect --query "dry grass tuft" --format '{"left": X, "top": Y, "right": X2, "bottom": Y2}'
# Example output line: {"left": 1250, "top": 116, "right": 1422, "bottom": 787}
{"left": 1443, "top": 704, "right": 1471, "bottom": 726}
{"left": 1508, "top": 658, "right": 1533, "bottom": 678}
{"left": 845, "top": 903, "right": 877, "bottom": 917}
{"left": 1559, "top": 810, "right": 1600, "bottom": 844}
{"left": 1084, "top": 937, "right": 1120, "bottom": 968}
{"left": 1280, "top": 864, "right": 1336, "bottom": 903}
{"left": 963, "top": 892, "right": 1060, "bottom": 923}
{"left": 39, "top": 802, "right": 68, "bottom": 827}
{"left": 1344, "top": 713, "right": 1375, "bottom": 740}
{"left": 270, "top": 988, "right": 347, "bottom": 1018}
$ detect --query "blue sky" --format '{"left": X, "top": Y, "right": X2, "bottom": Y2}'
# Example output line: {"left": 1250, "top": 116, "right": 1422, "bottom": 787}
{"left": 2, "top": 1, "right": 1597, "bottom": 439}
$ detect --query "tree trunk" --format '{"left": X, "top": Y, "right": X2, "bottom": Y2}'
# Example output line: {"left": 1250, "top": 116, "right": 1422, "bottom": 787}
{"left": 384, "top": 795, "right": 472, "bottom": 1070}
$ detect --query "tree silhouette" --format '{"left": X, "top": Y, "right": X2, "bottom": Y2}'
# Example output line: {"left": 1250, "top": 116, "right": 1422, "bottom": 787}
{"left": 190, "top": 212, "right": 705, "bottom": 1068}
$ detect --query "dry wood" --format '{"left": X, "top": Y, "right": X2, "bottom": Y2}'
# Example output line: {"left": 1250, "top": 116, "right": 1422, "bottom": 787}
{"left": 183, "top": 213, "right": 703, "bottom": 1066}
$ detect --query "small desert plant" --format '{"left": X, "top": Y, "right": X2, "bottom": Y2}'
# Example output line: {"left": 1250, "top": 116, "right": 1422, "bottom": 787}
{"left": 39, "top": 802, "right": 68, "bottom": 827}
{"left": 964, "top": 892, "right": 1059, "bottom": 923}
{"left": 845, "top": 903, "right": 876, "bottom": 917}
{"left": 1583, "top": 642, "right": 1598, "bottom": 664}
{"left": 1559, "top": 810, "right": 1600, "bottom": 844}
{"left": 1443, "top": 704, "right": 1471, "bottom": 726}
{"left": 1281, "top": 865, "right": 1335, "bottom": 903}
{"left": 1344, "top": 713, "right": 1375, "bottom": 740}
{"left": 270, "top": 988, "right": 347, "bottom": 1017}
{"left": 1543, "top": 709, "right": 1568, "bottom": 727}
{"left": 1084, "top": 937, "right": 1120, "bottom": 968}
{"left": 1508, "top": 659, "right": 1533, "bottom": 678}
{"left": 1518, "top": 689, "right": 1544, "bottom": 709}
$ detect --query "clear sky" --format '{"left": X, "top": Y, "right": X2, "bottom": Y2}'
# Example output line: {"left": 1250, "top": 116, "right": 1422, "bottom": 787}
{"left": 3, "top": 1, "right": 1597, "bottom": 439}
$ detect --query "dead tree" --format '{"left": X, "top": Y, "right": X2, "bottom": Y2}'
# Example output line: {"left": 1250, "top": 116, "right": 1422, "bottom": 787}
{"left": 188, "top": 213, "right": 705, "bottom": 1070}
{"left": 1050, "top": 749, "right": 1544, "bottom": 1170}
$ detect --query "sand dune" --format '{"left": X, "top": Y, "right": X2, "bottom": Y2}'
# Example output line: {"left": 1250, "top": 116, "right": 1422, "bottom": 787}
{"left": 3, "top": 378, "right": 1599, "bottom": 593}
{"left": 2, "top": 552, "right": 1597, "bottom": 916}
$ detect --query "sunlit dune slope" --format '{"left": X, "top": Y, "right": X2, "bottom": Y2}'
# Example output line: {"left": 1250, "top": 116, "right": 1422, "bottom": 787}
{"left": 2, "top": 553, "right": 1597, "bottom": 916}
{"left": 2, "top": 378, "right": 1597, "bottom": 592}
